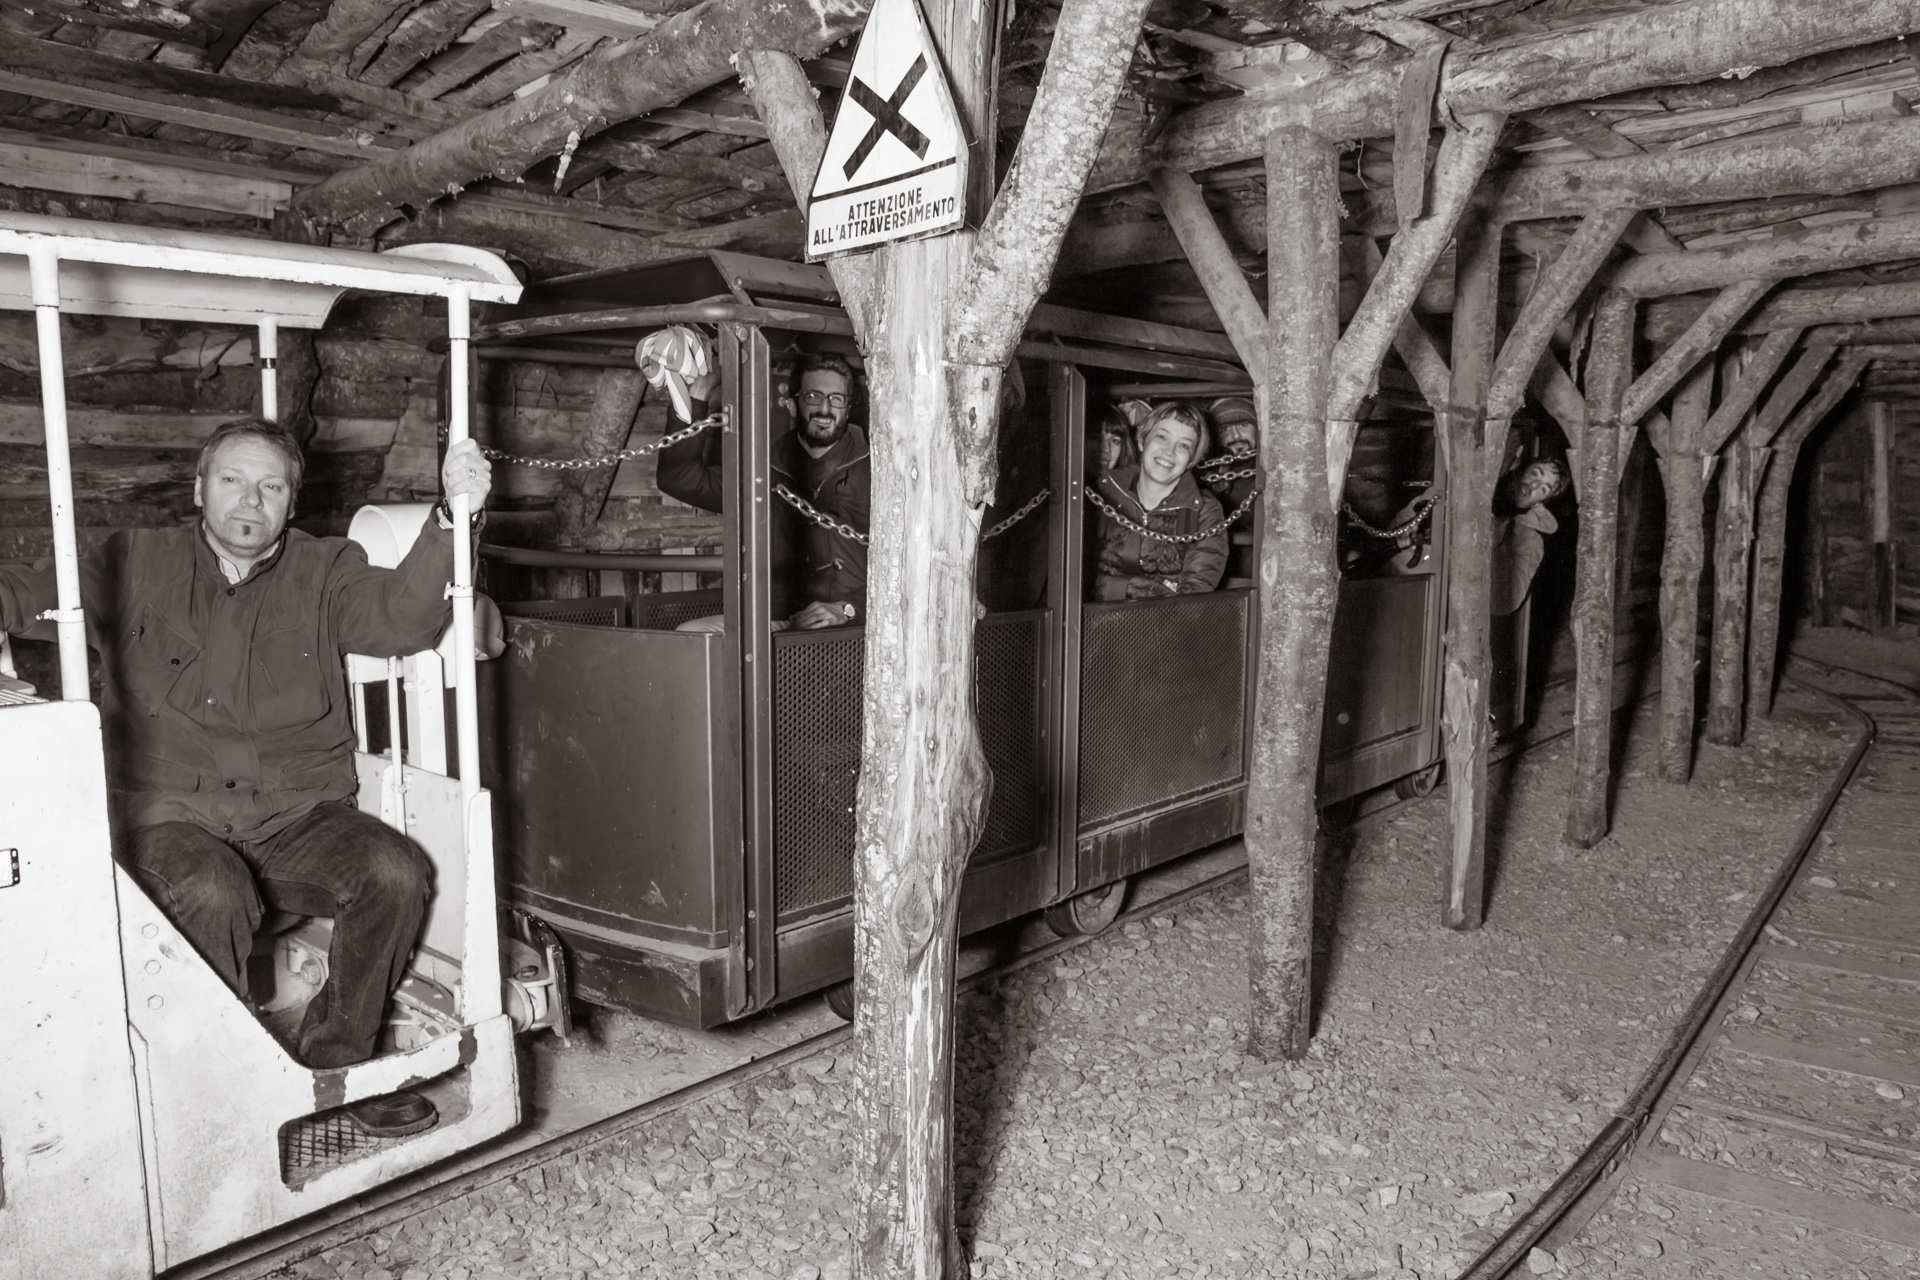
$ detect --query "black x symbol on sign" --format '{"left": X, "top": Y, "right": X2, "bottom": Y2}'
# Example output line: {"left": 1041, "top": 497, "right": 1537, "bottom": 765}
{"left": 843, "top": 54, "right": 931, "bottom": 180}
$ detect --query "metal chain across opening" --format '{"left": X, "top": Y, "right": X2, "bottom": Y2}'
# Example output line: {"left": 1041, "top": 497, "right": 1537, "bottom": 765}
{"left": 1340, "top": 493, "right": 1438, "bottom": 541}
{"left": 1086, "top": 483, "right": 1260, "bottom": 545}
{"left": 452, "top": 415, "right": 723, "bottom": 471}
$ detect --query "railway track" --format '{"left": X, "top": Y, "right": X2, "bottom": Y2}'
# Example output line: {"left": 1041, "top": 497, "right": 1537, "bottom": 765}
{"left": 1467, "top": 656, "right": 1920, "bottom": 1278}
{"left": 176, "top": 670, "right": 1647, "bottom": 1280}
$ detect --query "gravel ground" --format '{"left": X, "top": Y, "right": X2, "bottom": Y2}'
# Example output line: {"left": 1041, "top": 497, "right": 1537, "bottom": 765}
{"left": 276, "top": 682, "right": 1855, "bottom": 1280}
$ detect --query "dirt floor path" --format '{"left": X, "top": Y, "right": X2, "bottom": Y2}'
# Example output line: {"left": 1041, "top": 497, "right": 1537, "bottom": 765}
{"left": 276, "top": 680, "right": 1857, "bottom": 1280}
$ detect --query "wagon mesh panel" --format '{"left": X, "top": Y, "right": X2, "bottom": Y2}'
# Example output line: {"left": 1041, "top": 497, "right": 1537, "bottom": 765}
{"left": 633, "top": 588, "right": 725, "bottom": 630}
{"left": 771, "top": 613, "right": 1047, "bottom": 920}
{"left": 973, "top": 613, "right": 1044, "bottom": 860}
{"left": 278, "top": 1109, "right": 406, "bottom": 1188}
{"left": 500, "top": 596, "right": 625, "bottom": 628}
{"left": 773, "top": 632, "right": 864, "bottom": 920}
{"left": 1077, "top": 593, "right": 1249, "bottom": 828}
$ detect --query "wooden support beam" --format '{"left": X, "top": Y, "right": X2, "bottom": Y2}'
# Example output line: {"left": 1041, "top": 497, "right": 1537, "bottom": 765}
{"left": 1699, "top": 327, "right": 1802, "bottom": 456}
{"left": 1492, "top": 115, "right": 1920, "bottom": 223}
{"left": 0, "top": 131, "right": 294, "bottom": 219}
{"left": 1565, "top": 287, "right": 1636, "bottom": 848}
{"left": 1704, "top": 353, "right": 1767, "bottom": 747}
{"left": 1652, "top": 364, "right": 1715, "bottom": 785}
{"left": 0, "top": 31, "right": 348, "bottom": 114}
{"left": 1611, "top": 214, "right": 1920, "bottom": 298}
{"left": 735, "top": 51, "right": 876, "bottom": 337}
{"left": 1530, "top": 352, "right": 1587, "bottom": 455}
{"left": 1245, "top": 114, "right": 1341, "bottom": 1063}
{"left": 1485, "top": 206, "right": 1636, "bottom": 420}
{"left": 1326, "top": 113, "right": 1507, "bottom": 488}
{"left": 1148, "top": 169, "right": 1270, "bottom": 387}
{"left": 293, "top": 0, "right": 869, "bottom": 225}
{"left": 1870, "top": 399, "right": 1897, "bottom": 631}
{"left": 1621, "top": 281, "right": 1771, "bottom": 426}
{"left": 1440, "top": 201, "right": 1502, "bottom": 932}
{"left": 1356, "top": 235, "right": 1451, "bottom": 411}
{"left": 584, "top": 135, "right": 789, "bottom": 195}
{"left": 1748, "top": 351, "right": 1868, "bottom": 719}
{"left": 360, "top": 0, "right": 495, "bottom": 88}
{"left": 282, "top": 0, "right": 408, "bottom": 73}
{"left": 1091, "top": 0, "right": 1920, "bottom": 190}
{"left": 1749, "top": 341, "right": 1841, "bottom": 447}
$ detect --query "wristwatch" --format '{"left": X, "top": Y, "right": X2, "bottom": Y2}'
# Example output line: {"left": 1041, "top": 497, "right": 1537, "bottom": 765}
{"left": 837, "top": 601, "right": 856, "bottom": 620}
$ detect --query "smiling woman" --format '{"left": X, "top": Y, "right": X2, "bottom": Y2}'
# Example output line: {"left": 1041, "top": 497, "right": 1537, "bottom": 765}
{"left": 1088, "top": 399, "right": 1227, "bottom": 602}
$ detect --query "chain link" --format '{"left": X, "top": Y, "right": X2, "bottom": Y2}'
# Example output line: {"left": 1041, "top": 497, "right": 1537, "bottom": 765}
{"left": 451, "top": 414, "right": 723, "bottom": 471}
{"left": 1340, "top": 493, "right": 1438, "bottom": 541}
{"left": 1087, "top": 485, "right": 1260, "bottom": 545}
{"left": 774, "top": 484, "right": 871, "bottom": 546}
{"left": 981, "top": 489, "right": 1049, "bottom": 540}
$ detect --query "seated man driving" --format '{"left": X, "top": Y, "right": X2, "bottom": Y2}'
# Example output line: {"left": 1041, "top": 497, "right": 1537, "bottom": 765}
{"left": 0, "top": 417, "right": 492, "bottom": 1138}
{"left": 1091, "top": 401, "right": 1228, "bottom": 600}
{"left": 655, "top": 348, "right": 869, "bottom": 629}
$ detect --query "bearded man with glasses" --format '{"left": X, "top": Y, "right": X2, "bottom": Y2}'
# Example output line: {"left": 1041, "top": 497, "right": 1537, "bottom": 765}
{"left": 658, "top": 350, "right": 870, "bottom": 630}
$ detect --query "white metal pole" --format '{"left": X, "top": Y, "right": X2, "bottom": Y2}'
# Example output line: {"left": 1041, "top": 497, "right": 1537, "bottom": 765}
{"left": 446, "top": 285, "right": 501, "bottom": 1020}
{"left": 446, "top": 287, "right": 481, "bottom": 805}
{"left": 28, "top": 247, "right": 88, "bottom": 701}
{"left": 258, "top": 317, "right": 279, "bottom": 421}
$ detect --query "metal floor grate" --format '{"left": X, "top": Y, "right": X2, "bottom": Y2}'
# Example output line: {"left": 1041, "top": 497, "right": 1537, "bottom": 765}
{"left": 278, "top": 1108, "right": 408, "bottom": 1188}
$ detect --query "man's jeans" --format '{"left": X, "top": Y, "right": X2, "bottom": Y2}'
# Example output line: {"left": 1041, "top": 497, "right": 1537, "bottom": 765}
{"left": 123, "top": 803, "right": 432, "bottom": 1069}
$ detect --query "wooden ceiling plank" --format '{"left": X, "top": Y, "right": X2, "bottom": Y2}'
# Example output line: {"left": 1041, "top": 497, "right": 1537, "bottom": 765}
{"left": 403, "top": 15, "right": 558, "bottom": 100}
{"left": 0, "top": 132, "right": 292, "bottom": 218}
{"left": 493, "top": 0, "right": 661, "bottom": 39}
{"left": 444, "top": 30, "right": 602, "bottom": 109}
{"left": 0, "top": 30, "right": 346, "bottom": 114}
{"left": 0, "top": 68, "right": 408, "bottom": 158}
{"left": 358, "top": 0, "right": 494, "bottom": 88}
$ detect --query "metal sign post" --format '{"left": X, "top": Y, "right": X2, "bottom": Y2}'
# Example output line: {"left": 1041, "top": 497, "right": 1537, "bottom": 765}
{"left": 806, "top": 0, "right": 970, "bottom": 260}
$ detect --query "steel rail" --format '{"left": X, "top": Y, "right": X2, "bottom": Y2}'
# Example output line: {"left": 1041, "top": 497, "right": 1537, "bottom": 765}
{"left": 1457, "top": 661, "right": 1886, "bottom": 1279}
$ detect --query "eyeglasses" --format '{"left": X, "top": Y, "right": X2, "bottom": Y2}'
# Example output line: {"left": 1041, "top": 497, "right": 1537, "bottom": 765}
{"left": 800, "top": 391, "right": 848, "bottom": 409}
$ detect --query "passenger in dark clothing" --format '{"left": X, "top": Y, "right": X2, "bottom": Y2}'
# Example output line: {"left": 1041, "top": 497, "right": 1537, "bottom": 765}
{"left": 1091, "top": 402, "right": 1229, "bottom": 601}
{"left": 656, "top": 350, "right": 870, "bottom": 628}
{"left": 0, "top": 417, "right": 492, "bottom": 1135}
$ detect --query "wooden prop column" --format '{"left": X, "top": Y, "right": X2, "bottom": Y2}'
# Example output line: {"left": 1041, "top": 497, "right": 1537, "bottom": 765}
{"left": 1245, "top": 114, "right": 1342, "bottom": 1063}
{"left": 1437, "top": 205, "right": 1634, "bottom": 926}
{"left": 1155, "top": 106, "right": 1504, "bottom": 1052}
{"left": 1870, "top": 399, "right": 1897, "bottom": 631}
{"left": 1748, "top": 351, "right": 1867, "bottom": 717}
{"left": 1700, "top": 329, "right": 1802, "bottom": 745}
{"left": 745, "top": 0, "right": 1152, "bottom": 1268}
{"left": 1649, "top": 364, "right": 1716, "bottom": 784}
{"left": 1564, "top": 288, "right": 1638, "bottom": 847}
{"left": 1438, "top": 203, "right": 1501, "bottom": 930}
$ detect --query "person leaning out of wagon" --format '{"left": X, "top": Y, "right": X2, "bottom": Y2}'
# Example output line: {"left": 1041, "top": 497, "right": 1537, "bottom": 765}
{"left": 1090, "top": 401, "right": 1229, "bottom": 601}
{"left": 647, "top": 328, "right": 868, "bottom": 632}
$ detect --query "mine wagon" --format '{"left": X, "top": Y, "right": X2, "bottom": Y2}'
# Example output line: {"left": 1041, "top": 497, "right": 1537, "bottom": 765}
{"left": 469, "top": 252, "right": 1459, "bottom": 1029}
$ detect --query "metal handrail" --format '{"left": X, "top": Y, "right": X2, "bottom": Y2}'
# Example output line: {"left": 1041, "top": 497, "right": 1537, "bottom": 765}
{"left": 481, "top": 544, "right": 722, "bottom": 573}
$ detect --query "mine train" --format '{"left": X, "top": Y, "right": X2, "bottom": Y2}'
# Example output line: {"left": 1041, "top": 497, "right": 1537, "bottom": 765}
{"left": 467, "top": 250, "right": 1540, "bottom": 1030}
{"left": 0, "top": 218, "right": 1535, "bottom": 1279}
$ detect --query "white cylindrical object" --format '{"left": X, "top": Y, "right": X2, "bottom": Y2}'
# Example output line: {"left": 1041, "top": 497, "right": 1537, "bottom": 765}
{"left": 28, "top": 248, "right": 87, "bottom": 702}
{"left": 258, "top": 317, "right": 279, "bottom": 422}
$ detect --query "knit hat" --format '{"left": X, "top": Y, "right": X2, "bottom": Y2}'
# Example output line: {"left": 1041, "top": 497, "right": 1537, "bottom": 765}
{"left": 1210, "top": 397, "right": 1257, "bottom": 455}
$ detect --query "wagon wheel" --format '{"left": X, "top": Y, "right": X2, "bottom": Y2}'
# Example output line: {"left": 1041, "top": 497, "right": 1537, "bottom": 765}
{"left": 824, "top": 979, "right": 856, "bottom": 1023}
{"left": 1042, "top": 878, "right": 1128, "bottom": 938}
{"left": 1393, "top": 760, "right": 1445, "bottom": 800}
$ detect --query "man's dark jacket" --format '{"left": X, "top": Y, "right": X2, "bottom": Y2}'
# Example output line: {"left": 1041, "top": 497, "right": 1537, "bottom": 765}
{"left": 656, "top": 421, "right": 870, "bottom": 619}
{"left": 0, "top": 525, "right": 455, "bottom": 842}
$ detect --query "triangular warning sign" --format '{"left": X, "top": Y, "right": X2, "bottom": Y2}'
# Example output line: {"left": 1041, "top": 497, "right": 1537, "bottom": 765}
{"left": 806, "top": 0, "right": 969, "bottom": 261}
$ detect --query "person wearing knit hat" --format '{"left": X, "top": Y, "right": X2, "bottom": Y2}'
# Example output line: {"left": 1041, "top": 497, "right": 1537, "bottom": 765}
{"left": 1208, "top": 397, "right": 1257, "bottom": 457}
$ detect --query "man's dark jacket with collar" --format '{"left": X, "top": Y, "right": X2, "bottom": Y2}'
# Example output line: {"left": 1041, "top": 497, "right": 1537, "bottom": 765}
{"left": 0, "top": 525, "right": 456, "bottom": 842}
{"left": 657, "top": 420, "right": 870, "bottom": 619}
